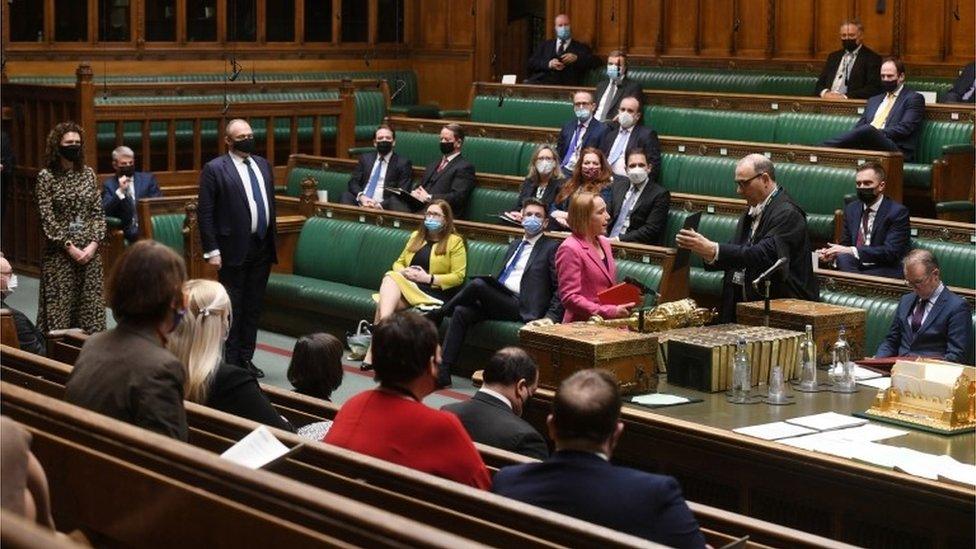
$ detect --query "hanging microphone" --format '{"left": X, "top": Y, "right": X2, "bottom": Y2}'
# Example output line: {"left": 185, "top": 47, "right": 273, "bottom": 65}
{"left": 752, "top": 257, "right": 788, "bottom": 288}
{"left": 390, "top": 79, "right": 407, "bottom": 102}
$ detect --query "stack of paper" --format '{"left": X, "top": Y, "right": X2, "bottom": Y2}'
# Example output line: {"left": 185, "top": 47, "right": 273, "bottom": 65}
{"left": 785, "top": 412, "right": 867, "bottom": 431}
{"left": 632, "top": 393, "right": 690, "bottom": 406}
{"left": 220, "top": 425, "right": 300, "bottom": 469}
{"left": 733, "top": 421, "right": 817, "bottom": 441}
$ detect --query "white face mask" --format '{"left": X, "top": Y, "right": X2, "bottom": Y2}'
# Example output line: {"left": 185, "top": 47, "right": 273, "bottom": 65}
{"left": 617, "top": 112, "right": 636, "bottom": 129}
{"left": 5, "top": 274, "right": 17, "bottom": 292}
{"left": 627, "top": 168, "right": 648, "bottom": 185}
{"left": 535, "top": 159, "right": 555, "bottom": 175}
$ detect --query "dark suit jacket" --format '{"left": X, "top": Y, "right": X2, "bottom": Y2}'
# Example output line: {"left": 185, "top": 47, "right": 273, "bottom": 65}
{"left": 598, "top": 123, "right": 662, "bottom": 180}
{"left": 1, "top": 300, "right": 46, "bottom": 356}
{"left": 944, "top": 62, "right": 976, "bottom": 103}
{"left": 101, "top": 172, "right": 163, "bottom": 241}
{"left": 345, "top": 151, "right": 413, "bottom": 201}
{"left": 815, "top": 46, "right": 883, "bottom": 99}
{"left": 208, "top": 363, "right": 294, "bottom": 432}
{"left": 857, "top": 87, "right": 926, "bottom": 161}
{"left": 502, "top": 236, "right": 564, "bottom": 322}
{"left": 526, "top": 38, "right": 599, "bottom": 86}
{"left": 516, "top": 176, "right": 564, "bottom": 212}
{"left": 493, "top": 450, "right": 706, "bottom": 548}
{"left": 441, "top": 391, "right": 549, "bottom": 460}
{"left": 65, "top": 323, "right": 188, "bottom": 441}
{"left": 836, "top": 196, "right": 911, "bottom": 278}
{"left": 197, "top": 153, "right": 278, "bottom": 267}
{"left": 557, "top": 119, "right": 607, "bottom": 167}
{"left": 711, "top": 188, "right": 820, "bottom": 322}
{"left": 609, "top": 178, "right": 670, "bottom": 245}
{"left": 410, "top": 155, "right": 476, "bottom": 217}
{"left": 876, "top": 287, "right": 973, "bottom": 364}
{"left": 593, "top": 76, "right": 644, "bottom": 121}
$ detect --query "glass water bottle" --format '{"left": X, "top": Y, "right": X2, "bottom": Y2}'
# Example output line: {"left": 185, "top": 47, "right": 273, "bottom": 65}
{"left": 798, "top": 324, "right": 818, "bottom": 391}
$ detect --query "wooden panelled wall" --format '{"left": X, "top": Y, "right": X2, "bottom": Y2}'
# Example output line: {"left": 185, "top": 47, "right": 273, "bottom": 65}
{"left": 555, "top": 0, "right": 974, "bottom": 68}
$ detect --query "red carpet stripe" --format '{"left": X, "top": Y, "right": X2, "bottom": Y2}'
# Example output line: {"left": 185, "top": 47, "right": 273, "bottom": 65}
{"left": 255, "top": 342, "right": 470, "bottom": 401}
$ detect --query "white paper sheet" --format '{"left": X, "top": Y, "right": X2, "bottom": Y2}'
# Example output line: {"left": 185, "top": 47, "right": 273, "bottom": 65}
{"left": 858, "top": 376, "right": 892, "bottom": 390}
{"left": 785, "top": 412, "right": 868, "bottom": 431}
{"left": 733, "top": 421, "right": 817, "bottom": 441}
{"left": 632, "top": 393, "right": 690, "bottom": 406}
{"left": 827, "top": 424, "right": 909, "bottom": 442}
{"left": 853, "top": 365, "right": 884, "bottom": 380}
{"left": 220, "top": 425, "right": 293, "bottom": 469}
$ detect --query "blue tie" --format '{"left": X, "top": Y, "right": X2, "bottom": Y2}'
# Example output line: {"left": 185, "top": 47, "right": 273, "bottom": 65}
{"left": 562, "top": 124, "right": 583, "bottom": 168}
{"left": 609, "top": 185, "right": 639, "bottom": 238}
{"left": 243, "top": 157, "right": 268, "bottom": 237}
{"left": 498, "top": 240, "right": 527, "bottom": 284}
{"left": 363, "top": 157, "right": 384, "bottom": 200}
{"left": 608, "top": 129, "right": 629, "bottom": 165}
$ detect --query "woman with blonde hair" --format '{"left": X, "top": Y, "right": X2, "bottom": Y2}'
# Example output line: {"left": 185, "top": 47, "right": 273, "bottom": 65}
{"left": 167, "top": 279, "right": 292, "bottom": 431}
{"left": 506, "top": 144, "right": 565, "bottom": 221}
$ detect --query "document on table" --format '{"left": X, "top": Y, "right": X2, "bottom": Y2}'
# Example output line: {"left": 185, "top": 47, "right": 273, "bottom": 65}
{"left": 785, "top": 412, "right": 868, "bottom": 431}
{"left": 857, "top": 376, "right": 892, "bottom": 390}
{"left": 733, "top": 421, "right": 817, "bottom": 441}
{"left": 632, "top": 393, "right": 690, "bottom": 406}
{"left": 853, "top": 365, "right": 885, "bottom": 380}
{"left": 221, "top": 425, "right": 302, "bottom": 469}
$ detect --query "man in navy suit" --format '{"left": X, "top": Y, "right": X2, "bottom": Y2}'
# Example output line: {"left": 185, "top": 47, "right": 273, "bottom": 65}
{"left": 942, "top": 61, "right": 975, "bottom": 103}
{"left": 525, "top": 14, "right": 599, "bottom": 86}
{"left": 429, "top": 199, "right": 563, "bottom": 387}
{"left": 817, "top": 161, "right": 910, "bottom": 278}
{"left": 556, "top": 90, "right": 607, "bottom": 172}
{"left": 387, "top": 123, "right": 475, "bottom": 217}
{"left": 593, "top": 50, "right": 644, "bottom": 122}
{"left": 198, "top": 119, "right": 277, "bottom": 378}
{"left": 101, "top": 146, "right": 163, "bottom": 242}
{"left": 823, "top": 58, "right": 926, "bottom": 161}
{"left": 608, "top": 150, "right": 670, "bottom": 245}
{"left": 598, "top": 96, "right": 661, "bottom": 179}
{"left": 876, "top": 249, "right": 973, "bottom": 364}
{"left": 442, "top": 347, "right": 548, "bottom": 460}
{"left": 493, "top": 369, "right": 706, "bottom": 548}
{"left": 339, "top": 125, "right": 413, "bottom": 209}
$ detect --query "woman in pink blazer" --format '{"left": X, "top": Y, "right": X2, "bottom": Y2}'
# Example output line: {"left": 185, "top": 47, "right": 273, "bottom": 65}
{"left": 555, "top": 192, "right": 635, "bottom": 322}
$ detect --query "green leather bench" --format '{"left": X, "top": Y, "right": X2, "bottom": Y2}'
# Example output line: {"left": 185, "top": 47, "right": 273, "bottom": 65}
{"left": 912, "top": 239, "right": 976, "bottom": 289}
{"left": 150, "top": 214, "right": 186, "bottom": 255}
{"left": 391, "top": 131, "right": 537, "bottom": 177}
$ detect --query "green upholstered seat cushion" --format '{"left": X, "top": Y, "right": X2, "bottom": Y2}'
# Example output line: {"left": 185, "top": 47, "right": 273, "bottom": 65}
{"left": 911, "top": 239, "right": 976, "bottom": 289}
{"left": 266, "top": 274, "right": 376, "bottom": 322}
{"left": 773, "top": 113, "right": 858, "bottom": 146}
{"left": 902, "top": 163, "right": 933, "bottom": 190}
{"left": 465, "top": 320, "right": 523, "bottom": 350}
{"left": 645, "top": 106, "right": 777, "bottom": 142}
{"left": 915, "top": 121, "right": 975, "bottom": 164}
{"left": 285, "top": 166, "right": 351, "bottom": 198}
{"left": 821, "top": 291, "right": 900, "bottom": 358}
{"left": 392, "top": 132, "right": 442, "bottom": 169}
{"left": 615, "top": 260, "right": 663, "bottom": 301}
{"left": 470, "top": 96, "right": 569, "bottom": 128}
{"left": 466, "top": 240, "right": 509, "bottom": 279}
{"left": 466, "top": 187, "right": 521, "bottom": 224}
{"left": 293, "top": 217, "right": 410, "bottom": 288}
{"left": 151, "top": 214, "right": 185, "bottom": 254}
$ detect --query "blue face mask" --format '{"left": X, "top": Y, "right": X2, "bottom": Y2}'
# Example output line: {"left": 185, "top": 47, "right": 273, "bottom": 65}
{"left": 522, "top": 216, "right": 544, "bottom": 236}
{"left": 606, "top": 65, "right": 620, "bottom": 80}
{"left": 556, "top": 26, "right": 571, "bottom": 41}
{"left": 424, "top": 218, "right": 444, "bottom": 232}
{"left": 575, "top": 108, "right": 592, "bottom": 122}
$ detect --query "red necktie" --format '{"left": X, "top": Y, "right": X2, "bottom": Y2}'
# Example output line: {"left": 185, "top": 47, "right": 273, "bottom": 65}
{"left": 437, "top": 156, "right": 449, "bottom": 173}
{"left": 911, "top": 298, "right": 928, "bottom": 332}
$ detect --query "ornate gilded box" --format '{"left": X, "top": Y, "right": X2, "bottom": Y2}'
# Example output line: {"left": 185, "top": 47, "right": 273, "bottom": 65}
{"left": 519, "top": 323, "right": 658, "bottom": 395}
{"left": 737, "top": 299, "right": 866, "bottom": 366}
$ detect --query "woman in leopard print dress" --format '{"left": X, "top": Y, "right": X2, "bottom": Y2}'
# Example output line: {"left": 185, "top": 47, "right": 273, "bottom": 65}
{"left": 36, "top": 122, "right": 106, "bottom": 333}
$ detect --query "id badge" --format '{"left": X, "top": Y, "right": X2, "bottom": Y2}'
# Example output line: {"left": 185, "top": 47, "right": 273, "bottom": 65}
{"left": 68, "top": 216, "right": 84, "bottom": 237}
{"left": 732, "top": 270, "right": 745, "bottom": 286}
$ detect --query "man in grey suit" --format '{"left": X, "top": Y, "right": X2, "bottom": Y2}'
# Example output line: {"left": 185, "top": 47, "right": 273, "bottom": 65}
{"left": 442, "top": 347, "right": 549, "bottom": 460}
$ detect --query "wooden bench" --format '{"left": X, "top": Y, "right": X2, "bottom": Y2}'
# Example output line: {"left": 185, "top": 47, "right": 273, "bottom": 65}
{"left": 0, "top": 511, "right": 85, "bottom": 549}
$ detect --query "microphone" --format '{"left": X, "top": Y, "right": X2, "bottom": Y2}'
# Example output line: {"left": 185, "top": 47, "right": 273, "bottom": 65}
{"left": 390, "top": 79, "right": 407, "bottom": 102}
{"left": 752, "top": 257, "right": 788, "bottom": 288}
{"left": 498, "top": 94, "right": 505, "bottom": 107}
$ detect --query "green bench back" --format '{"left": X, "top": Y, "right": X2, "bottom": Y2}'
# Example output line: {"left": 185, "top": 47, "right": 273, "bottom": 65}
{"left": 470, "top": 96, "right": 569, "bottom": 127}
{"left": 912, "top": 239, "right": 976, "bottom": 289}
{"left": 151, "top": 214, "right": 185, "bottom": 255}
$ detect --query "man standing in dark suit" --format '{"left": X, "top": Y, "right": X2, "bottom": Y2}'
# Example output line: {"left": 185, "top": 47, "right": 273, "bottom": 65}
{"left": 429, "top": 199, "right": 563, "bottom": 387}
{"left": 387, "top": 123, "right": 475, "bottom": 217}
{"left": 557, "top": 91, "right": 607, "bottom": 172}
{"left": 101, "top": 146, "right": 163, "bottom": 242}
{"left": 823, "top": 58, "right": 926, "bottom": 161}
{"left": 598, "top": 96, "right": 661, "bottom": 178}
{"left": 876, "top": 249, "right": 973, "bottom": 364}
{"left": 442, "top": 347, "right": 549, "bottom": 460}
{"left": 815, "top": 20, "right": 882, "bottom": 99}
{"left": 817, "top": 161, "right": 910, "bottom": 279}
{"left": 608, "top": 150, "right": 670, "bottom": 245}
{"left": 493, "top": 369, "right": 706, "bottom": 548}
{"left": 676, "top": 154, "right": 819, "bottom": 322}
{"left": 942, "top": 61, "right": 975, "bottom": 103}
{"left": 198, "top": 119, "right": 277, "bottom": 378}
{"left": 593, "top": 50, "right": 643, "bottom": 122}
{"left": 339, "top": 125, "right": 413, "bottom": 209}
{"left": 525, "top": 14, "right": 599, "bottom": 86}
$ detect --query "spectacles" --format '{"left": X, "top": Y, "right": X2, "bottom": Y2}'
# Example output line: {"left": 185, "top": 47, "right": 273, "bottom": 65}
{"left": 907, "top": 272, "right": 933, "bottom": 288}
{"left": 734, "top": 172, "right": 765, "bottom": 188}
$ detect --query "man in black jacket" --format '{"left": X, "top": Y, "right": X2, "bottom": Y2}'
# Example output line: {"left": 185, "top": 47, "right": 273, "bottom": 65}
{"left": 0, "top": 254, "right": 45, "bottom": 356}
{"left": 429, "top": 199, "right": 563, "bottom": 387}
{"left": 525, "top": 14, "right": 599, "bottom": 86}
{"left": 340, "top": 125, "right": 413, "bottom": 209}
{"left": 387, "top": 123, "right": 476, "bottom": 217}
{"left": 593, "top": 50, "right": 643, "bottom": 122}
{"left": 442, "top": 347, "right": 548, "bottom": 460}
{"left": 608, "top": 150, "right": 670, "bottom": 245}
{"left": 942, "top": 61, "right": 975, "bottom": 103}
{"left": 676, "top": 154, "right": 819, "bottom": 322}
{"left": 815, "top": 20, "right": 883, "bottom": 100}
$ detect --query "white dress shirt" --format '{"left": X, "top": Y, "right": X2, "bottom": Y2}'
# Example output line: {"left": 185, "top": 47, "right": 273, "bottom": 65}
{"left": 826, "top": 45, "right": 862, "bottom": 95}
{"left": 615, "top": 179, "right": 648, "bottom": 234}
{"left": 205, "top": 153, "right": 270, "bottom": 258}
{"left": 502, "top": 232, "right": 542, "bottom": 295}
{"left": 916, "top": 283, "right": 945, "bottom": 327}
{"left": 478, "top": 387, "right": 513, "bottom": 410}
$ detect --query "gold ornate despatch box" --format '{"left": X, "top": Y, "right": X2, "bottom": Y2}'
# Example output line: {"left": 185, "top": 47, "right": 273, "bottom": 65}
{"left": 863, "top": 359, "right": 976, "bottom": 435}
{"left": 519, "top": 322, "right": 658, "bottom": 395}
{"left": 737, "top": 299, "right": 866, "bottom": 366}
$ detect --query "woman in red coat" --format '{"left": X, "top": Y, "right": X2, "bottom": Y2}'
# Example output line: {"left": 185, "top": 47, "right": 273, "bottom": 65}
{"left": 555, "top": 192, "right": 634, "bottom": 322}
{"left": 324, "top": 311, "right": 491, "bottom": 490}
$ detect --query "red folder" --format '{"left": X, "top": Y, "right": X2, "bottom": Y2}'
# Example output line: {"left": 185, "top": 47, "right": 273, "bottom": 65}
{"left": 854, "top": 356, "right": 920, "bottom": 373}
{"left": 597, "top": 282, "right": 641, "bottom": 306}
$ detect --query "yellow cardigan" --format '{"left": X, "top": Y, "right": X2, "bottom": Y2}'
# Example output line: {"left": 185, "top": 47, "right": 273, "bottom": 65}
{"left": 392, "top": 232, "right": 467, "bottom": 290}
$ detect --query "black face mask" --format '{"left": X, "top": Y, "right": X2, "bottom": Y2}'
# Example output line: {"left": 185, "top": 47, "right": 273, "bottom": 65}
{"left": 857, "top": 188, "right": 878, "bottom": 204}
{"left": 117, "top": 165, "right": 135, "bottom": 177}
{"left": 439, "top": 141, "right": 455, "bottom": 155}
{"left": 376, "top": 141, "right": 393, "bottom": 155}
{"left": 881, "top": 80, "right": 899, "bottom": 93}
{"left": 232, "top": 137, "right": 256, "bottom": 155}
{"left": 59, "top": 144, "right": 82, "bottom": 162}
{"left": 842, "top": 39, "right": 858, "bottom": 52}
